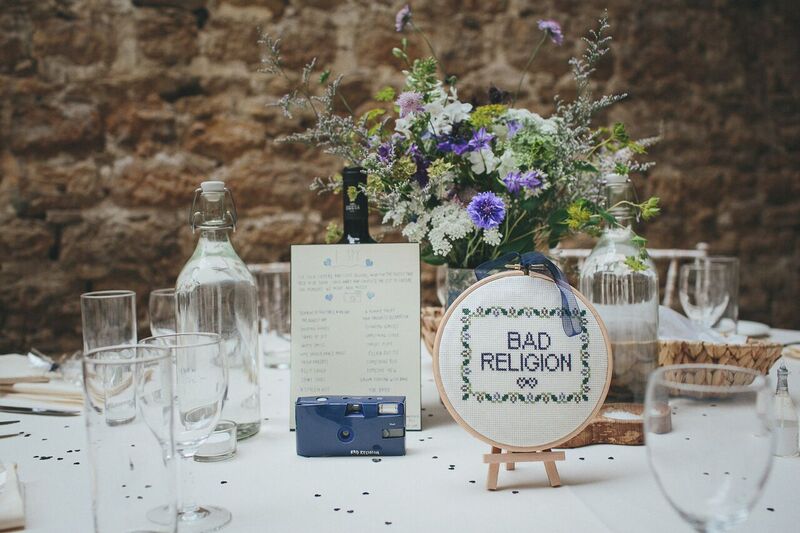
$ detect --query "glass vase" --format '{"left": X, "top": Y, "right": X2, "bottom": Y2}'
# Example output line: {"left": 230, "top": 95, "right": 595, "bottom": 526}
{"left": 444, "top": 267, "right": 477, "bottom": 309}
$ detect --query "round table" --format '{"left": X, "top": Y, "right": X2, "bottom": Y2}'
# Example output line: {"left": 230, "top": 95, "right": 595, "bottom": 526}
{"left": 3, "top": 330, "right": 800, "bottom": 532}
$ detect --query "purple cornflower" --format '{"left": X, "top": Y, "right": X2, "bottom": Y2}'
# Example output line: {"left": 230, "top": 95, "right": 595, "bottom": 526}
{"left": 395, "top": 4, "right": 412, "bottom": 32}
{"left": 503, "top": 170, "right": 543, "bottom": 195}
{"left": 467, "top": 128, "right": 495, "bottom": 151}
{"left": 506, "top": 120, "right": 521, "bottom": 138}
{"left": 437, "top": 136, "right": 470, "bottom": 155}
{"left": 395, "top": 91, "right": 424, "bottom": 118}
{"left": 537, "top": 19, "right": 563, "bottom": 46}
{"left": 467, "top": 192, "right": 506, "bottom": 229}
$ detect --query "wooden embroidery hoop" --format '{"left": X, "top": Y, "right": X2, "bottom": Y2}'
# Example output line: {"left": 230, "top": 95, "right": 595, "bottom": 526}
{"left": 433, "top": 270, "right": 613, "bottom": 490}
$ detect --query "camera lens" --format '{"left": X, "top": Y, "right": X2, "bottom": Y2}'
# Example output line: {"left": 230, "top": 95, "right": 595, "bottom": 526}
{"left": 337, "top": 427, "right": 354, "bottom": 442}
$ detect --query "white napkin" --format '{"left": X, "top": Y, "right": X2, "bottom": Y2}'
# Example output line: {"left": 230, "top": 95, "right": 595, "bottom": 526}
{"left": 0, "top": 463, "right": 24, "bottom": 531}
{"left": 0, "top": 355, "right": 82, "bottom": 410}
{"left": 658, "top": 306, "right": 748, "bottom": 344}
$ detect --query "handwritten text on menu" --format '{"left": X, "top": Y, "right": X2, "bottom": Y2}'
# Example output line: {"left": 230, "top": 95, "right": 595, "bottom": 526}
{"left": 290, "top": 244, "right": 421, "bottom": 429}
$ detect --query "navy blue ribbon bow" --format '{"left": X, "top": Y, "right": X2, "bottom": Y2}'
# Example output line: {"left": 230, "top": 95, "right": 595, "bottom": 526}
{"left": 474, "top": 251, "right": 581, "bottom": 337}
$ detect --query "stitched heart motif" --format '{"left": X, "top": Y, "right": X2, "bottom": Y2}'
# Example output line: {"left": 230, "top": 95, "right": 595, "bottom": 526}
{"left": 367, "top": 291, "right": 375, "bottom": 300}
{"left": 324, "top": 293, "right": 333, "bottom": 301}
{"left": 365, "top": 258, "right": 374, "bottom": 267}
{"left": 516, "top": 377, "right": 538, "bottom": 389}
{"left": 323, "top": 258, "right": 332, "bottom": 266}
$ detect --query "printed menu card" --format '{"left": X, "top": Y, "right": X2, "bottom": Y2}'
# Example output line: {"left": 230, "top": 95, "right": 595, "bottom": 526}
{"left": 290, "top": 243, "right": 421, "bottom": 430}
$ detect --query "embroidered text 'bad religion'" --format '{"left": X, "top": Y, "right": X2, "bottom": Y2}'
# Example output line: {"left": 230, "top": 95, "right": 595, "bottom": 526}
{"left": 480, "top": 331, "right": 573, "bottom": 374}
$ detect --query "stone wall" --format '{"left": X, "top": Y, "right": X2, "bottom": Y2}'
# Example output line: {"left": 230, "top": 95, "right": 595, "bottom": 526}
{"left": 1, "top": 0, "right": 798, "bottom": 353}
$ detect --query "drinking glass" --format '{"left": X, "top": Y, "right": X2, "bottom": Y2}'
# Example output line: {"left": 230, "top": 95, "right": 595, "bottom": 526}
{"left": 140, "top": 333, "right": 230, "bottom": 532}
{"left": 249, "top": 263, "right": 291, "bottom": 368}
{"left": 700, "top": 257, "right": 739, "bottom": 334}
{"left": 644, "top": 365, "right": 775, "bottom": 532}
{"left": 150, "top": 288, "right": 177, "bottom": 336}
{"left": 83, "top": 344, "right": 176, "bottom": 533}
{"left": 679, "top": 265, "right": 731, "bottom": 329}
{"left": 81, "top": 290, "right": 137, "bottom": 352}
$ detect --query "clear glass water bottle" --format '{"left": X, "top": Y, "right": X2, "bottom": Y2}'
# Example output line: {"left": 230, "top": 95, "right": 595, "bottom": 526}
{"left": 176, "top": 181, "right": 261, "bottom": 440}
{"left": 579, "top": 173, "right": 659, "bottom": 403}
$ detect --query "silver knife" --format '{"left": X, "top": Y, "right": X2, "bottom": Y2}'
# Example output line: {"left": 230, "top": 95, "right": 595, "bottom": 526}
{"left": 0, "top": 405, "right": 79, "bottom": 417}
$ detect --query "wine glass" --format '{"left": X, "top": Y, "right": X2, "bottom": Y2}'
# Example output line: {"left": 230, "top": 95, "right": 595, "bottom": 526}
{"left": 149, "top": 288, "right": 177, "bottom": 336}
{"left": 141, "top": 333, "right": 231, "bottom": 532}
{"left": 679, "top": 264, "right": 731, "bottom": 328}
{"left": 249, "top": 263, "right": 291, "bottom": 369}
{"left": 644, "top": 365, "right": 775, "bottom": 532}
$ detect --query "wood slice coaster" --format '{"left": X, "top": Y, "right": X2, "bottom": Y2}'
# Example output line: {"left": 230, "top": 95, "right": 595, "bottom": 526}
{"left": 558, "top": 402, "right": 671, "bottom": 448}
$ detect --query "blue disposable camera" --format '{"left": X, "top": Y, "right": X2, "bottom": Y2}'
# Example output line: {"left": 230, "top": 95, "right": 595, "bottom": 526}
{"left": 295, "top": 396, "right": 406, "bottom": 457}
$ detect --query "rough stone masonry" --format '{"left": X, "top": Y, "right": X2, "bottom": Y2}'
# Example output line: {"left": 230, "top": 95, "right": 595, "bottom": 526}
{"left": 0, "top": 0, "right": 798, "bottom": 353}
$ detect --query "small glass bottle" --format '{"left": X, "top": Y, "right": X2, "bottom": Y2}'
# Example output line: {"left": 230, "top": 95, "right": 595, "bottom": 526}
{"left": 773, "top": 363, "right": 799, "bottom": 457}
{"left": 338, "top": 167, "right": 376, "bottom": 244}
{"left": 579, "top": 173, "right": 659, "bottom": 403}
{"left": 176, "top": 181, "right": 261, "bottom": 440}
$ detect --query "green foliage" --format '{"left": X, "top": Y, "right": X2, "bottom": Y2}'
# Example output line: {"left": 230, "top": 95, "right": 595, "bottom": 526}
{"left": 375, "top": 86, "right": 396, "bottom": 102}
{"left": 325, "top": 222, "right": 342, "bottom": 244}
{"left": 319, "top": 69, "right": 331, "bottom": 84}
{"left": 391, "top": 156, "right": 417, "bottom": 181}
{"left": 469, "top": 105, "right": 507, "bottom": 129}
{"left": 624, "top": 256, "right": 647, "bottom": 272}
{"left": 404, "top": 57, "right": 439, "bottom": 95}
{"left": 509, "top": 129, "right": 557, "bottom": 172}
{"left": 639, "top": 196, "right": 660, "bottom": 220}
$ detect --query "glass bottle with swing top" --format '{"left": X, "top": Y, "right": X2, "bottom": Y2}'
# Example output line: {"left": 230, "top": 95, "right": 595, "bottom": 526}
{"left": 176, "top": 180, "right": 261, "bottom": 440}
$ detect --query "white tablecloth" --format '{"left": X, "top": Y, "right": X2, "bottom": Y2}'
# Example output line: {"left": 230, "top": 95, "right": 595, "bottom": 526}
{"left": 2, "top": 330, "right": 800, "bottom": 532}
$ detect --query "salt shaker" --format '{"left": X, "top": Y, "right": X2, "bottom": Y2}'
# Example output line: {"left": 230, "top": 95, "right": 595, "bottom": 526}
{"left": 773, "top": 363, "right": 798, "bottom": 457}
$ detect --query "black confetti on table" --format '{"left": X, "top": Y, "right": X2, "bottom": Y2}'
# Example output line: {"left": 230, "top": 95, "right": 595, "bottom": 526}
{"left": 362, "top": 492, "right": 369, "bottom": 495}
{"left": 220, "top": 481, "right": 228, "bottom": 485}
{"left": 767, "top": 507, "right": 775, "bottom": 512}
{"left": 469, "top": 480, "right": 476, "bottom": 484}
{"left": 39, "top": 456, "right": 53, "bottom": 461}
{"left": 703, "top": 472, "right": 709, "bottom": 476}
{"left": 432, "top": 456, "right": 438, "bottom": 459}
{"left": 511, "top": 490, "right": 519, "bottom": 494}
{"left": 73, "top": 462, "right": 80, "bottom": 465}
{"left": 385, "top": 522, "right": 392, "bottom": 525}
{"left": 347, "top": 510, "right": 354, "bottom": 514}
{"left": 579, "top": 457, "right": 585, "bottom": 461}
{"left": 372, "top": 458, "right": 382, "bottom": 463}
{"left": 57, "top": 457, "right": 63, "bottom": 461}
{"left": 333, "top": 508, "right": 340, "bottom": 512}
{"left": 608, "top": 457, "right": 614, "bottom": 460}
{"left": 314, "top": 494, "right": 321, "bottom": 498}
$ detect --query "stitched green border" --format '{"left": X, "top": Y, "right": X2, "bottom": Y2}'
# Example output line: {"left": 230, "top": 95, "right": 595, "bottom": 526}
{"left": 459, "top": 306, "right": 591, "bottom": 404}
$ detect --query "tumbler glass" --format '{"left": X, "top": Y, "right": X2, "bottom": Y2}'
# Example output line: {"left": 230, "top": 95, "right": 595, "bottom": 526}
{"left": 149, "top": 288, "right": 177, "bottom": 336}
{"left": 81, "top": 290, "right": 137, "bottom": 352}
{"left": 249, "top": 263, "right": 291, "bottom": 368}
{"left": 82, "top": 344, "right": 176, "bottom": 533}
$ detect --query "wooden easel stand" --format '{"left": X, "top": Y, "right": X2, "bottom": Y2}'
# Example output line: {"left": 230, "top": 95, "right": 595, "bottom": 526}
{"left": 483, "top": 447, "right": 565, "bottom": 490}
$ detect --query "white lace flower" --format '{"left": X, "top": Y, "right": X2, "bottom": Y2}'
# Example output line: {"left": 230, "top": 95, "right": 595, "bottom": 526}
{"left": 482, "top": 227, "right": 502, "bottom": 246}
{"left": 426, "top": 203, "right": 473, "bottom": 257}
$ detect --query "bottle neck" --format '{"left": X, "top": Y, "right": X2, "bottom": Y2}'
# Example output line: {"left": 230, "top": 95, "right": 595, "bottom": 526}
{"left": 777, "top": 368, "right": 790, "bottom": 394}
{"left": 339, "top": 167, "right": 374, "bottom": 244}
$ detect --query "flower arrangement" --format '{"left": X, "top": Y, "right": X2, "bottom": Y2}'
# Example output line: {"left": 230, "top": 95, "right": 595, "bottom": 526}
{"left": 259, "top": 7, "right": 660, "bottom": 269}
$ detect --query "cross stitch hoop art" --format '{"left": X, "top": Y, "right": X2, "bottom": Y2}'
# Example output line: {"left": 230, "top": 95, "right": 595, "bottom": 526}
{"left": 433, "top": 270, "right": 612, "bottom": 489}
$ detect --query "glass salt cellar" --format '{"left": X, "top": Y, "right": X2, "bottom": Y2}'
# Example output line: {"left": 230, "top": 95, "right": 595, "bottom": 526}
{"left": 176, "top": 180, "right": 261, "bottom": 440}
{"left": 773, "top": 363, "right": 798, "bottom": 457}
{"left": 579, "top": 173, "right": 659, "bottom": 403}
